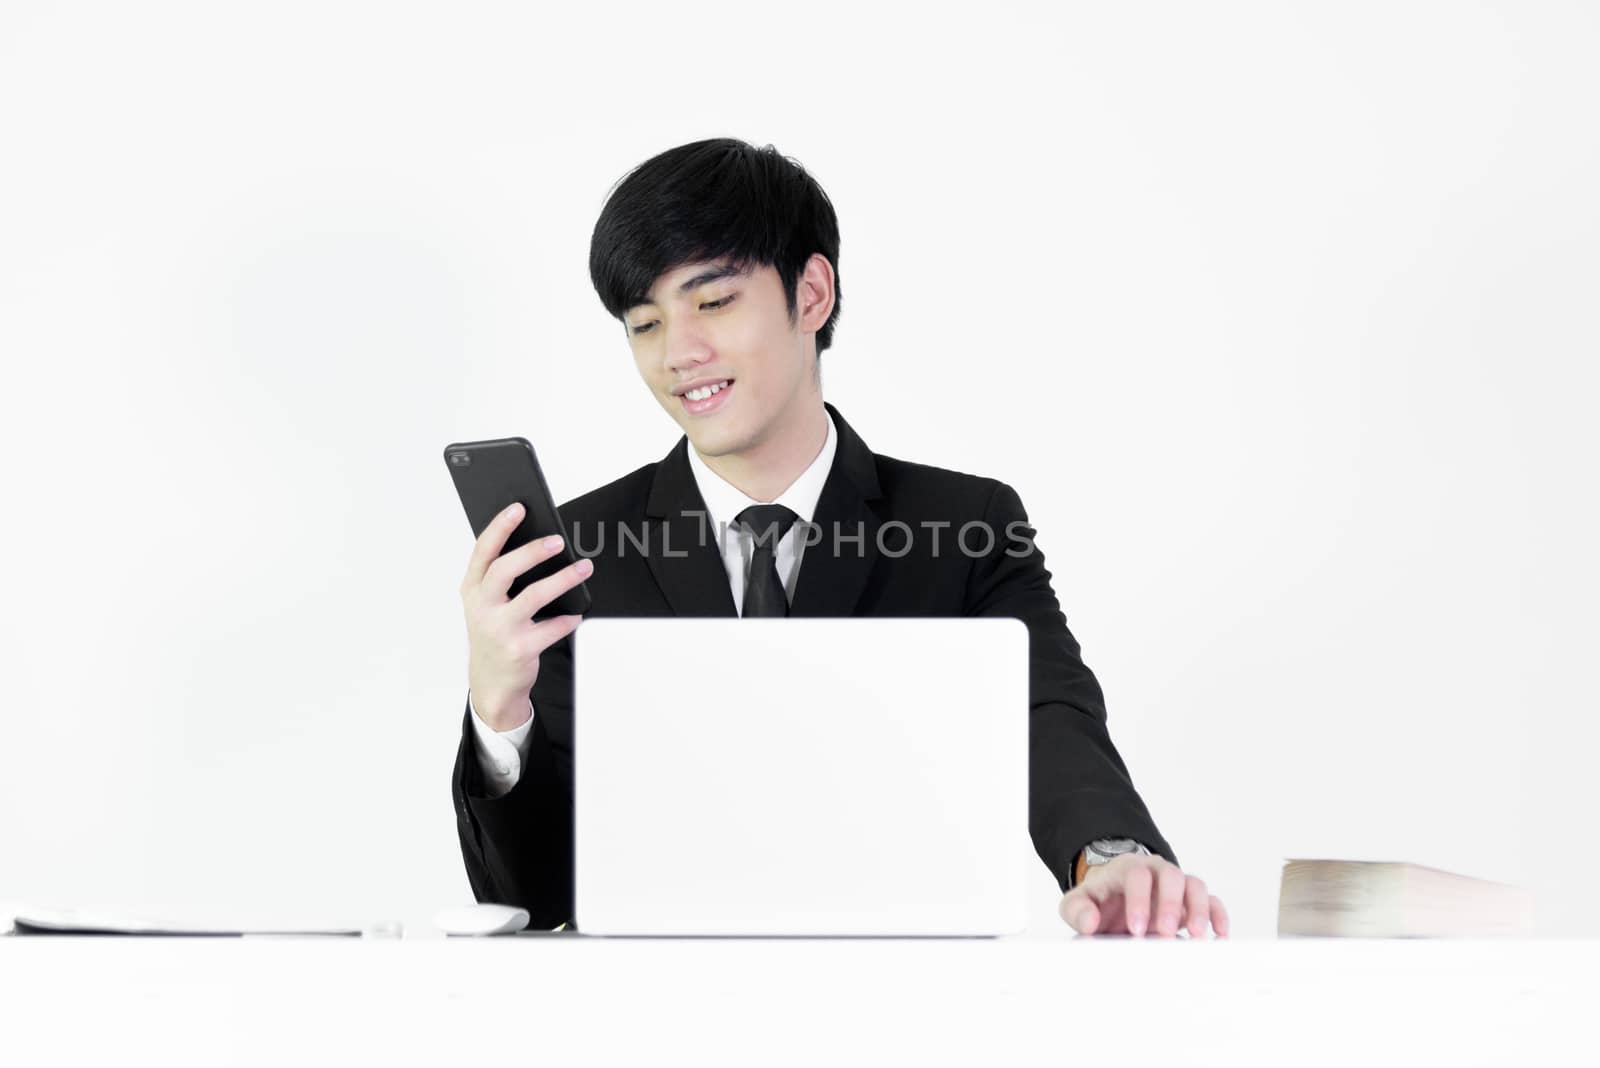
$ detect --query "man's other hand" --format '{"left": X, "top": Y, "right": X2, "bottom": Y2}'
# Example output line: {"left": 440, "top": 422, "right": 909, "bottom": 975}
{"left": 1059, "top": 853, "right": 1230, "bottom": 938}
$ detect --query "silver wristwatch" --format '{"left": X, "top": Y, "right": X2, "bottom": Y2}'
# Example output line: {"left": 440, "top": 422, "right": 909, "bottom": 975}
{"left": 1071, "top": 836, "right": 1151, "bottom": 889}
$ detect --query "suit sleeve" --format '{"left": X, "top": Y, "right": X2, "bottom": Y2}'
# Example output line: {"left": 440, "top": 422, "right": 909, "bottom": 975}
{"left": 964, "top": 480, "right": 1178, "bottom": 893}
{"left": 450, "top": 627, "right": 578, "bottom": 930}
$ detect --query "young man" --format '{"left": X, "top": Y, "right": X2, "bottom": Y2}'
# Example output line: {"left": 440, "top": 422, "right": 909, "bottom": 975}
{"left": 453, "top": 138, "right": 1228, "bottom": 938}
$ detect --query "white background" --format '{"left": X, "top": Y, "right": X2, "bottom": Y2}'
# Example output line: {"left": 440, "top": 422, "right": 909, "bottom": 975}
{"left": 1, "top": 0, "right": 1595, "bottom": 939}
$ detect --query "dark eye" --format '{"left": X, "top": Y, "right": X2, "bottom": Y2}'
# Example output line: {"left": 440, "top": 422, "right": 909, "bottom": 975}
{"left": 628, "top": 294, "right": 736, "bottom": 337}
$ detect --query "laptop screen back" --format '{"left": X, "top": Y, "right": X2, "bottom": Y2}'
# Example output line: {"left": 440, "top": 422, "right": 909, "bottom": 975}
{"left": 573, "top": 617, "right": 1030, "bottom": 936}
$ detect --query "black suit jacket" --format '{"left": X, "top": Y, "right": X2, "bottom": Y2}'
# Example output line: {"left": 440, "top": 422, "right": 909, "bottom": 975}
{"left": 451, "top": 401, "right": 1176, "bottom": 929}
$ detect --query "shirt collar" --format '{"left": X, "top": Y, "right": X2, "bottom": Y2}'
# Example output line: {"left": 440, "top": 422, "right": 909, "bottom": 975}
{"left": 685, "top": 406, "right": 838, "bottom": 538}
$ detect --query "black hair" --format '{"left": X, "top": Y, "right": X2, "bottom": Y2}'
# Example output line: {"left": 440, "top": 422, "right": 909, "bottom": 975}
{"left": 588, "top": 138, "right": 843, "bottom": 357}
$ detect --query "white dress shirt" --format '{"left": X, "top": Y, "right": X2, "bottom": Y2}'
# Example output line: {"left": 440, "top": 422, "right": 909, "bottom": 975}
{"left": 469, "top": 409, "right": 840, "bottom": 798}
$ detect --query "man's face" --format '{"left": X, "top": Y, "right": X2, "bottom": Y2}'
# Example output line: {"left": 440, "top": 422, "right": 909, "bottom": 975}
{"left": 624, "top": 257, "right": 819, "bottom": 459}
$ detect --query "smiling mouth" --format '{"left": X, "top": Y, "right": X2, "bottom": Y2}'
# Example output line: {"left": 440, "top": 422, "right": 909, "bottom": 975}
{"left": 679, "top": 378, "right": 735, "bottom": 415}
{"left": 680, "top": 379, "right": 733, "bottom": 400}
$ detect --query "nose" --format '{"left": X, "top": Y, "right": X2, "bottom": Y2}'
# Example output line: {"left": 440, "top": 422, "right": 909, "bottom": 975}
{"left": 661, "top": 316, "right": 715, "bottom": 377}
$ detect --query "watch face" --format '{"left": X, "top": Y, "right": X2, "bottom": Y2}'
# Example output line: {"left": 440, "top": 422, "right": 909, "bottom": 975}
{"left": 1089, "top": 838, "right": 1138, "bottom": 858}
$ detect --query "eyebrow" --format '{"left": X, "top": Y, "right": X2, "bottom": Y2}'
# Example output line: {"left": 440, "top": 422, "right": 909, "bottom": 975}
{"left": 626, "top": 263, "right": 746, "bottom": 314}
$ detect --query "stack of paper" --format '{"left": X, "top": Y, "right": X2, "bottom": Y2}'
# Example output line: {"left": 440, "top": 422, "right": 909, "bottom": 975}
{"left": 1277, "top": 859, "right": 1536, "bottom": 937}
{"left": 7, "top": 904, "right": 368, "bottom": 937}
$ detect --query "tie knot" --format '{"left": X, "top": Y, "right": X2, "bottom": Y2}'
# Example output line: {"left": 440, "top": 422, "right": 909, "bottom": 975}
{"left": 734, "top": 504, "right": 799, "bottom": 550}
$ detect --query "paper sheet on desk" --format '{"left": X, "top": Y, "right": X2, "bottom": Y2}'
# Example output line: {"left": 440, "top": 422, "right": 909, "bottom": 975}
{"left": 8, "top": 904, "right": 364, "bottom": 936}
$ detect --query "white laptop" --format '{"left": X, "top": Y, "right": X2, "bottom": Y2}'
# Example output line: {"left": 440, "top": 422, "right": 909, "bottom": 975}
{"left": 573, "top": 617, "right": 1030, "bottom": 936}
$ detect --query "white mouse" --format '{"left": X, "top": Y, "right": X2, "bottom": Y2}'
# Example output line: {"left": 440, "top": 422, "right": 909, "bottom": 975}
{"left": 432, "top": 903, "right": 531, "bottom": 937}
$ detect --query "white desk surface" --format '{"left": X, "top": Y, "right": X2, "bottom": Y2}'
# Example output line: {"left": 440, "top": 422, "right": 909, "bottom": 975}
{"left": 2, "top": 935, "right": 1593, "bottom": 1065}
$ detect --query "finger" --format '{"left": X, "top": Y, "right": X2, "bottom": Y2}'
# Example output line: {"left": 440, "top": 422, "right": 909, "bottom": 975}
{"left": 1154, "top": 863, "right": 1188, "bottom": 937}
{"left": 528, "top": 612, "right": 585, "bottom": 653}
{"left": 1182, "top": 876, "right": 1210, "bottom": 938}
{"left": 1058, "top": 890, "right": 1100, "bottom": 935}
{"left": 1103, "top": 860, "right": 1152, "bottom": 937}
{"left": 484, "top": 533, "right": 573, "bottom": 601}
{"left": 464, "top": 503, "right": 525, "bottom": 588}
{"left": 507, "top": 555, "right": 594, "bottom": 619}
{"left": 1211, "top": 895, "right": 1230, "bottom": 938}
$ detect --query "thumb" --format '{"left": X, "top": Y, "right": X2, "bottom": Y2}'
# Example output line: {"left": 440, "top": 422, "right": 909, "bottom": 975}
{"left": 1060, "top": 893, "right": 1100, "bottom": 933}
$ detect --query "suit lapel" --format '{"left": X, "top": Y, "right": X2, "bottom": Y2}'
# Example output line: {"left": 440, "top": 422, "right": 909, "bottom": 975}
{"left": 642, "top": 401, "right": 885, "bottom": 619}
{"left": 789, "top": 402, "right": 884, "bottom": 617}
{"left": 642, "top": 436, "right": 739, "bottom": 617}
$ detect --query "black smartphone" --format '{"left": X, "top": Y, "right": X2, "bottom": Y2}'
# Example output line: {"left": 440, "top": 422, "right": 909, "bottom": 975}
{"left": 444, "top": 436, "right": 592, "bottom": 620}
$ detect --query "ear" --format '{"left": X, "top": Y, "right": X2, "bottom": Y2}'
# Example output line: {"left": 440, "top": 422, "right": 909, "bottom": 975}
{"left": 796, "top": 252, "right": 835, "bottom": 334}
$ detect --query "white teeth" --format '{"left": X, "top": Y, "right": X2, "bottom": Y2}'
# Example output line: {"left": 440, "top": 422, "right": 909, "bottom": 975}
{"left": 685, "top": 381, "right": 730, "bottom": 402}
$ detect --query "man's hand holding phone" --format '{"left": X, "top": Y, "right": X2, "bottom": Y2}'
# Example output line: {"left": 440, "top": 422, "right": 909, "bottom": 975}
{"left": 461, "top": 502, "right": 594, "bottom": 732}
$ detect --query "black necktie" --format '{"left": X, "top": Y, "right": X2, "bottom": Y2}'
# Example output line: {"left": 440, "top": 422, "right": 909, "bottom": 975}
{"left": 735, "top": 504, "right": 799, "bottom": 617}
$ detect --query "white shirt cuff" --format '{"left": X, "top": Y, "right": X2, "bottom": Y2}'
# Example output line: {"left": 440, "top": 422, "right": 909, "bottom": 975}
{"left": 467, "top": 692, "right": 536, "bottom": 799}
